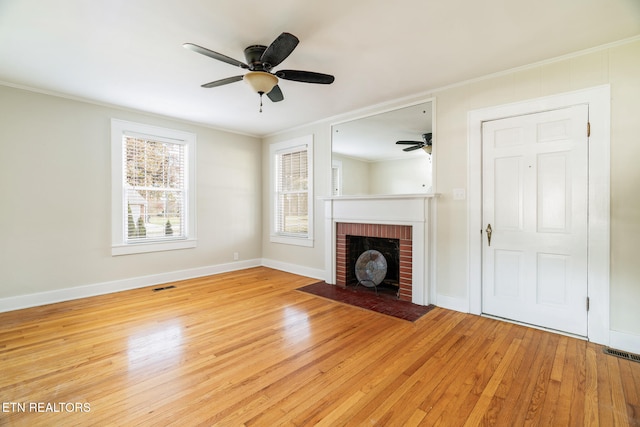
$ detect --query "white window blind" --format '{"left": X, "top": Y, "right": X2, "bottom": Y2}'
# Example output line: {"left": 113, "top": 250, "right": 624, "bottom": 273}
{"left": 123, "top": 135, "right": 186, "bottom": 242}
{"left": 275, "top": 147, "right": 308, "bottom": 236}
{"left": 269, "top": 135, "right": 313, "bottom": 247}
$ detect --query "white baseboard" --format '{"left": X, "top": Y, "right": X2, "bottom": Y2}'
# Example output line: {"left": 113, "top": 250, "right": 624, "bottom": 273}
{"left": 0, "top": 259, "right": 262, "bottom": 313}
{"left": 435, "top": 294, "right": 470, "bottom": 313}
{"left": 261, "top": 258, "right": 325, "bottom": 281}
{"left": 609, "top": 330, "right": 640, "bottom": 355}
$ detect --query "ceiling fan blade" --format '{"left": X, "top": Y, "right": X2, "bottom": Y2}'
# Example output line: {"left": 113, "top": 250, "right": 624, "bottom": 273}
{"left": 275, "top": 70, "right": 335, "bottom": 84}
{"left": 183, "top": 43, "right": 248, "bottom": 69}
{"left": 267, "top": 85, "right": 284, "bottom": 102}
{"left": 403, "top": 145, "right": 424, "bottom": 152}
{"left": 260, "top": 32, "right": 299, "bottom": 69}
{"left": 396, "top": 140, "right": 423, "bottom": 145}
{"left": 201, "top": 75, "right": 244, "bottom": 88}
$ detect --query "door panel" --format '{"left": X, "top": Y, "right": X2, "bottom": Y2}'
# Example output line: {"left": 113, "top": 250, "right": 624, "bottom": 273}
{"left": 494, "top": 157, "right": 524, "bottom": 231}
{"left": 537, "top": 152, "right": 571, "bottom": 232}
{"left": 536, "top": 253, "right": 568, "bottom": 305}
{"left": 494, "top": 250, "right": 523, "bottom": 298}
{"left": 482, "top": 105, "right": 589, "bottom": 336}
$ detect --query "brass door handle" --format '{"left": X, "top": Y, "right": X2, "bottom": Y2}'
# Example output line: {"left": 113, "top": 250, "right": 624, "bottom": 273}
{"left": 485, "top": 224, "right": 492, "bottom": 246}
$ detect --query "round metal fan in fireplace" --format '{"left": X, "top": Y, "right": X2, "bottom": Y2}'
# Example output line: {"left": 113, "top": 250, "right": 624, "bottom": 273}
{"left": 355, "top": 250, "right": 387, "bottom": 293}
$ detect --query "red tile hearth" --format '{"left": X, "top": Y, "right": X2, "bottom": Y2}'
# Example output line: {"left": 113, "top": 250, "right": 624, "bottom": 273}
{"left": 297, "top": 281, "right": 435, "bottom": 322}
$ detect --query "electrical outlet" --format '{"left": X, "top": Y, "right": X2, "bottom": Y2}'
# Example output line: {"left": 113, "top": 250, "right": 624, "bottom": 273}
{"left": 233, "top": 252, "right": 239, "bottom": 261}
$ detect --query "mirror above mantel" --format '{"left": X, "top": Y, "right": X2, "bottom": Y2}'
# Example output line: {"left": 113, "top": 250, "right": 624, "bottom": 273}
{"left": 331, "top": 99, "right": 434, "bottom": 196}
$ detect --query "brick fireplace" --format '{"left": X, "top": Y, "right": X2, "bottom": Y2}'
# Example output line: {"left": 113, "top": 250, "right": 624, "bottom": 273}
{"left": 336, "top": 223, "right": 413, "bottom": 301}
{"left": 322, "top": 194, "right": 436, "bottom": 306}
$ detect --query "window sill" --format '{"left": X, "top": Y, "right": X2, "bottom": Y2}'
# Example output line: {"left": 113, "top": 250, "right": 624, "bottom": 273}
{"left": 112, "top": 239, "right": 197, "bottom": 256}
{"left": 270, "top": 235, "right": 314, "bottom": 248}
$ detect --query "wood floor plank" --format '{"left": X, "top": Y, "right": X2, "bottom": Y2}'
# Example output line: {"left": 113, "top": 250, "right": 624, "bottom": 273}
{"left": 597, "top": 343, "right": 617, "bottom": 426}
{"left": 553, "top": 336, "right": 579, "bottom": 426}
{"left": 463, "top": 337, "right": 523, "bottom": 426}
{"left": 619, "top": 358, "right": 640, "bottom": 425}
{"left": 261, "top": 310, "right": 467, "bottom": 427}
{"left": 262, "top": 311, "right": 467, "bottom": 426}
{"left": 442, "top": 322, "right": 526, "bottom": 426}
{"left": 347, "top": 315, "right": 484, "bottom": 422}
{"left": 584, "top": 342, "right": 600, "bottom": 426}
{"left": 524, "top": 332, "right": 560, "bottom": 424}
{"left": 0, "top": 267, "right": 638, "bottom": 426}
{"left": 608, "top": 354, "right": 632, "bottom": 427}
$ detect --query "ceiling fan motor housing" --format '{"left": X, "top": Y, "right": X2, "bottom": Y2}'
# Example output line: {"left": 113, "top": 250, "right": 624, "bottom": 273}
{"left": 244, "top": 45, "right": 269, "bottom": 70}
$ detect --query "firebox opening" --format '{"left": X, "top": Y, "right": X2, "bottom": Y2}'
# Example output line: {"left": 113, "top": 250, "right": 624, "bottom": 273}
{"left": 346, "top": 235, "right": 400, "bottom": 292}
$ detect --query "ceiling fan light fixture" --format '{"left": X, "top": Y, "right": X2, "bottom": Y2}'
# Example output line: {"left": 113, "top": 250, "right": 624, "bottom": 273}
{"left": 244, "top": 71, "right": 278, "bottom": 94}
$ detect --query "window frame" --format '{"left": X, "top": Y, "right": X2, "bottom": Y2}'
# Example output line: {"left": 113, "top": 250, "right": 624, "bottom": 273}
{"left": 111, "top": 119, "right": 196, "bottom": 256}
{"left": 269, "top": 135, "right": 314, "bottom": 247}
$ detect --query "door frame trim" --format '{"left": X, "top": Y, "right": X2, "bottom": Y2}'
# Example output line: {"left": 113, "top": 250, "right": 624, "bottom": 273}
{"left": 467, "top": 85, "right": 611, "bottom": 344}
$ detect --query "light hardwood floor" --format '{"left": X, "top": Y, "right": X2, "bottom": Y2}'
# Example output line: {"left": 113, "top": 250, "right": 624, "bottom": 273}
{"left": 1, "top": 267, "right": 638, "bottom": 426}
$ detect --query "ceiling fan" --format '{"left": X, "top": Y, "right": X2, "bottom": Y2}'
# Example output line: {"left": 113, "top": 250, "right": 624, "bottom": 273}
{"left": 183, "top": 32, "right": 335, "bottom": 112}
{"left": 396, "top": 133, "right": 433, "bottom": 154}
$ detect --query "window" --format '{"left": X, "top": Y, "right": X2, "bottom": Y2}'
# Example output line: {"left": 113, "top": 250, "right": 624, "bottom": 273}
{"left": 111, "top": 119, "right": 196, "bottom": 255}
{"left": 270, "top": 135, "right": 313, "bottom": 247}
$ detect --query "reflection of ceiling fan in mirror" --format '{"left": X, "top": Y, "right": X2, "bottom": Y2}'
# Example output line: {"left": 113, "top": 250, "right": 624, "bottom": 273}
{"left": 396, "top": 133, "right": 432, "bottom": 154}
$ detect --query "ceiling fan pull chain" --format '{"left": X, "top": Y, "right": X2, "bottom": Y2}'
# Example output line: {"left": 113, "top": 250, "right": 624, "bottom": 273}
{"left": 259, "top": 93, "right": 264, "bottom": 113}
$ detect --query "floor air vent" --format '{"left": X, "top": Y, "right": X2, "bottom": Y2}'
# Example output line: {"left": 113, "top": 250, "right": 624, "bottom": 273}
{"left": 604, "top": 347, "right": 640, "bottom": 363}
{"left": 153, "top": 285, "right": 176, "bottom": 292}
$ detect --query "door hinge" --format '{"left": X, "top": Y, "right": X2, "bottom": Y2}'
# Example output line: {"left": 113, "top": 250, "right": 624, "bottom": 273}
{"left": 587, "top": 122, "right": 591, "bottom": 137}
{"left": 586, "top": 297, "right": 590, "bottom": 311}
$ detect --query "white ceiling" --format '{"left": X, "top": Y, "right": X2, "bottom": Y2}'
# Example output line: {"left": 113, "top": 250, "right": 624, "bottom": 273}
{"left": 1, "top": 0, "right": 639, "bottom": 137}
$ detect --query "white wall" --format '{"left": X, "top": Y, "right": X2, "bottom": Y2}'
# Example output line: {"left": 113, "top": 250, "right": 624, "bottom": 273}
{"left": 262, "top": 38, "right": 640, "bottom": 342}
{"left": 0, "top": 85, "right": 262, "bottom": 302}
{"left": 332, "top": 154, "right": 432, "bottom": 196}
{"left": 370, "top": 157, "right": 432, "bottom": 194}
{"left": 332, "top": 153, "right": 370, "bottom": 195}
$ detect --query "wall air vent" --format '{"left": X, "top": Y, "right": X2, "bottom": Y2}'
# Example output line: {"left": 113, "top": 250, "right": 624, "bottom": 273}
{"left": 152, "top": 285, "right": 176, "bottom": 292}
{"left": 603, "top": 347, "right": 640, "bottom": 363}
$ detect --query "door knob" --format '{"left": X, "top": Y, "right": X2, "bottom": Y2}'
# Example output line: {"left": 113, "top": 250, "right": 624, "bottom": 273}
{"left": 486, "top": 224, "right": 492, "bottom": 246}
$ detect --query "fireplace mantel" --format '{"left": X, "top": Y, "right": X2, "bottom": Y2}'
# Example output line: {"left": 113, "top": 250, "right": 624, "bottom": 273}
{"left": 322, "top": 193, "right": 436, "bottom": 200}
{"left": 321, "top": 194, "right": 437, "bottom": 306}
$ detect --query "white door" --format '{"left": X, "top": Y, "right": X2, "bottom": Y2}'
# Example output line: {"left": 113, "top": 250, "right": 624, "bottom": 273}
{"left": 482, "top": 105, "right": 589, "bottom": 336}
